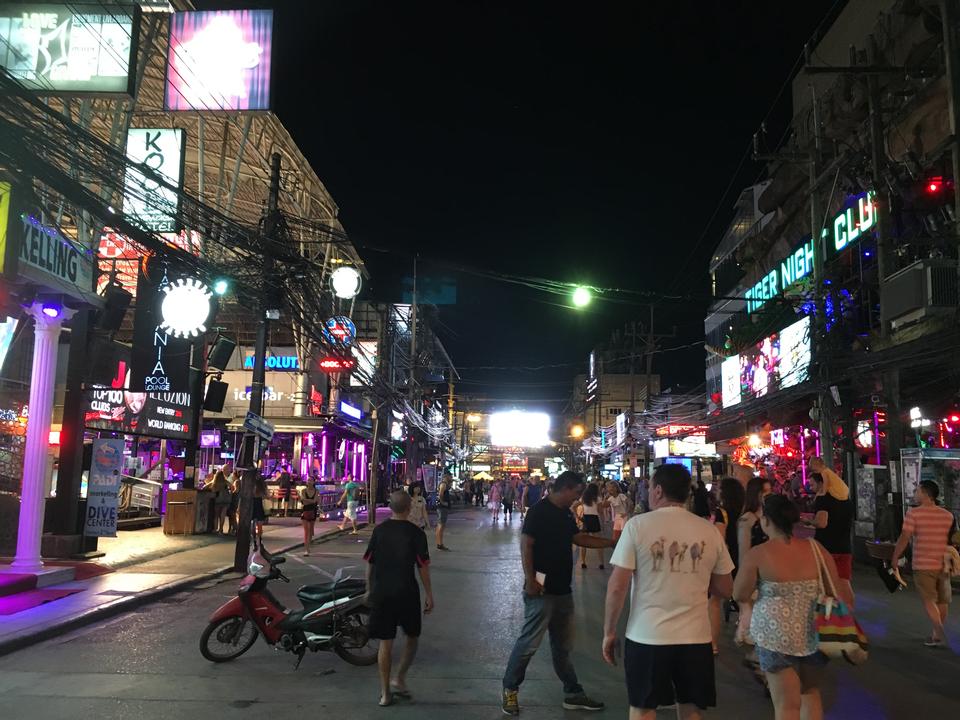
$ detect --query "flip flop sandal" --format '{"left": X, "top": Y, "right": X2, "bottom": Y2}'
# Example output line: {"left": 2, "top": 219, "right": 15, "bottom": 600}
{"left": 379, "top": 695, "right": 394, "bottom": 707}
{"left": 390, "top": 686, "right": 412, "bottom": 699}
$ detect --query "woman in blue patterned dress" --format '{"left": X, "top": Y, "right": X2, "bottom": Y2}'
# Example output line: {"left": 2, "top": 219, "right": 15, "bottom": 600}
{"left": 733, "top": 494, "right": 852, "bottom": 720}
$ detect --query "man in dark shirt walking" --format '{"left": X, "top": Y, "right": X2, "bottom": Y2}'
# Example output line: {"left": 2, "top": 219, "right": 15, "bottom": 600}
{"left": 364, "top": 491, "right": 434, "bottom": 706}
{"left": 502, "top": 471, "right": 616, "bottom": 715}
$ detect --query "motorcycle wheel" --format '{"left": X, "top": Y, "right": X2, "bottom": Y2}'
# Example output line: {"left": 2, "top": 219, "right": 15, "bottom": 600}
{"left": 334, "top": 606, "right": 380, "bottom": 666}
{"left": 200, "top": 616, "right": 259, "bottom": 662}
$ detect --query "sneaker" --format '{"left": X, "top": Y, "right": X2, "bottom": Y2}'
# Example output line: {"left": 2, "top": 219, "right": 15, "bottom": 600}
{"left": 502, "top": 688, "right": 520, "bottom": 716}
{"left": 924, "top": 637, "right": 944, "bottom": 648}
{"left": 562, "top": 694, "right": 604, "bottom": 711}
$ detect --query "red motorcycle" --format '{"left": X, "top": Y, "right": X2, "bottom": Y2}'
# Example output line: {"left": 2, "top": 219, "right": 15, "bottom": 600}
{"left": 199, "top": 541, "right": 378, "bottom": 668}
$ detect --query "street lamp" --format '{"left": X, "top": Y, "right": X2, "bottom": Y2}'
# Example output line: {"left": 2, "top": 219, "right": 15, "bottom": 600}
{"left": 466, "top": 413, "right": 481, "bottom": 424}
{"left": 572, "top": 286, "right": 591, "bottom": 308}
{"left": 570, "top": 423, "right": 585, "bottom": 439}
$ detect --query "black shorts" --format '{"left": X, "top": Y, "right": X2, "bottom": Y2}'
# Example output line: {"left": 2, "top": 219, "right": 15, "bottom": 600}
{"left": 624, "top": 640, "right": 716, "bottom": 710}
{"left": 368, "top": 591, "right": 422, "bottom": 640}
{"left": 581, "top": 515, "right": 601, "bottom": 533}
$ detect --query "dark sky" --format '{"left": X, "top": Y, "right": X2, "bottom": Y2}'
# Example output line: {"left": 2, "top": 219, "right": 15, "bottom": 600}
{"left": 199, "top": 0, "right": 840, "bottom": 412}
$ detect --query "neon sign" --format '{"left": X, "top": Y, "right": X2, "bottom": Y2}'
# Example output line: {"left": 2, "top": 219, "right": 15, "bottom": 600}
{"left": 318, "top": 357, "right": 354, "bottom": 372}
{"left": 745, "top": 191, "right": 875, "bottom": 314}
{"left": 243, "top": 354, "right": 299, "bottom": 370}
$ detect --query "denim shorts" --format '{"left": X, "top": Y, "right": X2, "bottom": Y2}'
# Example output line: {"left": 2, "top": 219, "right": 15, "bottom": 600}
{"left": 757, "top": 647, "right": 828, "bottom": 674}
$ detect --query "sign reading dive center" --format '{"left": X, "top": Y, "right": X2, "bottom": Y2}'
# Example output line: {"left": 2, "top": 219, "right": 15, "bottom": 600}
{"left": 744, "top": 191, "right": 876, "bottom": 314}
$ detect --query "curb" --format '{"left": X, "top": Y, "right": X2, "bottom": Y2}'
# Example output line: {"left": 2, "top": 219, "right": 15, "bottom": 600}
{"left": 0, "top": 523, "right": 367, "bottom": 658}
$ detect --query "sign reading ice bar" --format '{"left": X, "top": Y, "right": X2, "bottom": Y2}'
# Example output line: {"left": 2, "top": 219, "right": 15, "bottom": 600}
{"left": 744, "top": 191, "right": 876, "bottom": 314}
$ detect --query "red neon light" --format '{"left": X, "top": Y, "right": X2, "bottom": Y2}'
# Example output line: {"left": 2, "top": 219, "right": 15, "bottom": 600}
{"left": 950, "top": 414, "right": 960, "bottom": 423}
{"left": 49, "top": 430, "right": 61, "bottom": 445}
{"left": 318, "top": 358, "right": 354, "bottom": 372}
{"left": 928, "top": 181, "right": 941, "bottom": 193}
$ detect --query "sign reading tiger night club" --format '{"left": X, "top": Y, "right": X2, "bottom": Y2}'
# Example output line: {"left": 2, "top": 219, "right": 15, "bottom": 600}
{"left": 745, "top": 191, "right": 876, "bottom": 314}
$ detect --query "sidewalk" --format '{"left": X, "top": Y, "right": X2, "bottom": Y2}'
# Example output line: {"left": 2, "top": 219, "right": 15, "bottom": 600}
{"left": 0, "top": 513, "right": 369, "bottom": 657}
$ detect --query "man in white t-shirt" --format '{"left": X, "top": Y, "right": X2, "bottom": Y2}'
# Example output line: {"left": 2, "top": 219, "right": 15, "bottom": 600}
{"left": 603, "top": 464, "right": 734, "bottom": 720}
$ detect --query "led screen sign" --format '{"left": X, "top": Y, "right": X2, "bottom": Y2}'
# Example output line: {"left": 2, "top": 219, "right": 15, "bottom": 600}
{"left": 490, "top": 411, "right": 551, "bottom": 448}
{"left": 0, "top": 4, "right": 138, "bottom": 94}
{"left": 721, "top": 315, "right": 811, "bottom": 409}
{"left": 84, "top": 359, "right": 197, "bottom": 440}
{"left": 123, "top": 128, "right": 185, "bottom": 233}
{"left": 745, "top": 191, "right": 875, "bottom": 314}
{"left": 165, "top": 9, "right": 272, "bottom": 111}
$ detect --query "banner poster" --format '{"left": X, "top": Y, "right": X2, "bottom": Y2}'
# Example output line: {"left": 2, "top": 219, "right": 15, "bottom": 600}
{"left": 83, "top": 438, "right": 125, "bottom": 537}
{"left": 129, "top": 263, "right": 191, "bottom": 392}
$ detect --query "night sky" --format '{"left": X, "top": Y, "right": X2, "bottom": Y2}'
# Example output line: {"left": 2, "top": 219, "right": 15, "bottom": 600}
{"left": 198, "top": 0, "right": 840, "bottom": 412}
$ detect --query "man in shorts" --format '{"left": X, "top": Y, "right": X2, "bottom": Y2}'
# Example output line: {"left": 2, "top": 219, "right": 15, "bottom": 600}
{"left": 364, "top": 491, "right": 434, "bottom": 706}
{"left": 603, "top": 464, "right": 734, "bottom": 720}
{"left": 892, "top": 479, "right": 956, "bottom": 647}
{"left": 338, "top": 472, "right": 360, "bottom": 534}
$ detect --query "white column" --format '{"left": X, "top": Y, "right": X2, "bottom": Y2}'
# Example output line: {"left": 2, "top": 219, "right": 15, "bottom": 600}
{"left": 12, "top": 304, "right": 74, "bottom": 572}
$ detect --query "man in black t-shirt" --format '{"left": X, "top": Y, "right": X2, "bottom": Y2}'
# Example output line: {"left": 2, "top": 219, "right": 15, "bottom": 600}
{"left": 501, "top": 471, "right": 616, "bottom": 716}
{"left": 364, "top": 491, "right": 434, "bottom": 707}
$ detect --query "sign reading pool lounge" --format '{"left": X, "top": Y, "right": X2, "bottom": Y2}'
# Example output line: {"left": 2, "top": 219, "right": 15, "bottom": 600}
{"left": 745, "top": 191, "right": 875, "bottom": 314}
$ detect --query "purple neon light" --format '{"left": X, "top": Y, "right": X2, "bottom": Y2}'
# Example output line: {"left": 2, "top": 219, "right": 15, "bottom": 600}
{"left": 359, "top": 442, "right": 366, "bottom": 484}
{"left": 873, "top": 411, "right": 882, "bottom": 465}
{"left": 352, "top": 441, "right": 358, "bottom": 479}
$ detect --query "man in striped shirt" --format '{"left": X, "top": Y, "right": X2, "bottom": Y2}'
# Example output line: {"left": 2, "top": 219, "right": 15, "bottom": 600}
{"left": 892, "top": 480, "right": 956, "bottom": 648}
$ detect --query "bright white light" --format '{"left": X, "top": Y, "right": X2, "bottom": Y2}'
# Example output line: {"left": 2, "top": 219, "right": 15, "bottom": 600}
{"left": 331, "top": 266, "right": 362, "bottom": 299}
{"left": 572, "top": 286, "right": 591, "bottom": 307}
{"left": 489, "top": 411, "right": 551, "bottom": 448}
{"left": 159, "top": 278, "right": 212, "bottom": 338}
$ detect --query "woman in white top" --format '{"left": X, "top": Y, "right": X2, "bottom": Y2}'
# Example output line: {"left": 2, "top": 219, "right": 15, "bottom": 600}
{"left": 734, "top": 494, "right": 850, "bottom": 720}
{"left": 407, "top": 482, "right": 431, "bottom": 531}
{"left": 605, "top": 481, "right": 632, "bottom": 543}
{"left": 573, "top": 483, "right": 605, "bottom": 569}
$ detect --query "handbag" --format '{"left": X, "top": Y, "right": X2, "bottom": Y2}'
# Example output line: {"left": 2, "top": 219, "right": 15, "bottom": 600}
{"left": 811, "top": 540, "right": 869, "bottom": 665}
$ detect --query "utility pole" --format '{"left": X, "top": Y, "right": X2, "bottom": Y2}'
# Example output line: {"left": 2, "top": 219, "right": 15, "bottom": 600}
{"left": 233, "top": 152, "right": 281, "bottom": 572}
{"left": 628, "top": 321, "right": 638, "bottom": 414}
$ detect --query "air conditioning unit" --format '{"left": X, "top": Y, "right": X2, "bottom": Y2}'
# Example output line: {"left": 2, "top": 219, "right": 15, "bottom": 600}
{"left": 882, "top": 259, "right": 958, "bottom": 331}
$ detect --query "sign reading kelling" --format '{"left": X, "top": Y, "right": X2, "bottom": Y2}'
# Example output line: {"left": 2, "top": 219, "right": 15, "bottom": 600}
{"left": 17, "top": 213, "right": 95, "bottom": 300}
{"left": 745, "top": 191, "right": 876, "bottom": 314}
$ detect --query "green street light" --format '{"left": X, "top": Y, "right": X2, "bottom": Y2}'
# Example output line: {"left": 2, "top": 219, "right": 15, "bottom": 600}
{"left": 572, "top": 286, "right": 591, "bottom": 308}
{"left": 213, "top": 279, "right": 230, "bottom": 296}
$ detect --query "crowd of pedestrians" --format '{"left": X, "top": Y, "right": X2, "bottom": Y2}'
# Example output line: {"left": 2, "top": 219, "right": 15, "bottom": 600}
{"left": 358, "top": 460, "right": 958, "bottom": 719}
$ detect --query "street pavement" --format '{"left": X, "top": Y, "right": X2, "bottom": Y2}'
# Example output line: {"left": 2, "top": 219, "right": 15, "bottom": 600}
{"left": 0, "top": 506, "right": 958, "bottom": 719}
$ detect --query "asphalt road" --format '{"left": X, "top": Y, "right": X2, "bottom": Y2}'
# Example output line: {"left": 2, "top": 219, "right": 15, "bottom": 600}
{"left": 1, "top": 506, "right": 958, "bottom": 719}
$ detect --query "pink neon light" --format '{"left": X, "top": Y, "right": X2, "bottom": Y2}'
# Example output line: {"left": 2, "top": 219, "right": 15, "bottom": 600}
{"left": 873, "top": 411, "right": 882, "bottom": 465}
{"left": 359, "top": 442, "right": 366, "bottom": 485}
{"left": 800, "top": 431, "right": 807, "bottom": 487}
{"left": 352, "top": 441, "right": 358, "bottom": 479}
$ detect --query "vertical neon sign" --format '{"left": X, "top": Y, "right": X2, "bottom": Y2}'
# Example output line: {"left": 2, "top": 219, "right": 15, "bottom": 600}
{"left": 320, "top": 433, "right": 327, "bottom": 479}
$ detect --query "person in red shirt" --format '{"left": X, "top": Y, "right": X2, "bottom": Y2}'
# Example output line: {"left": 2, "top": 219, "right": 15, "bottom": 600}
{"left": 891, "top": 480, "right": 956, "bottom": 648}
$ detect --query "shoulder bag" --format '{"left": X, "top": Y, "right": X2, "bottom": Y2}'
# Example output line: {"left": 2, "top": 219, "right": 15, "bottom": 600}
{"left": 811, "top": 539, "right": 869, "bottom": 665}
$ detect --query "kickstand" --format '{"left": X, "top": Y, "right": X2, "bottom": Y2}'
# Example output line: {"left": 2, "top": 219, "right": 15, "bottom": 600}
{"left": 293, "top": 646, "right": 306, "bottom": 670}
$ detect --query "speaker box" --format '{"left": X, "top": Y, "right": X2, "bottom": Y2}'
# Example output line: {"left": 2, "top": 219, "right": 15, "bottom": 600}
{"left": 95, "top": 285, "right": 132, "bottom": 335}
{"left": 207, "top": 336, "right": 236, "bottom": 370}
{"left": 203, "top": 379, "right": 228, "bottom": 412}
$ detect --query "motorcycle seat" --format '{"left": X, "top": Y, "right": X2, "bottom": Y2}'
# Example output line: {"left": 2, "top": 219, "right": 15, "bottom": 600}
{"left": 297, "top": 578, "right": 366, "bottom": 605}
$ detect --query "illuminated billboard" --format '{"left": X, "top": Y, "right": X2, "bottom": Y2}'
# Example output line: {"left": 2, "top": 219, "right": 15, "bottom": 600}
{"left": 0, "top": 4, "right": 138, "bottom": 94}
{"left": 165, "top": 9, "right": 272, "bottom": 111}
{"left": 490, "top": 411, "right": 551, "bottom": 448}
{"left": 123, "top": 128, "right": 185, "bottom": 232}
{"left": 721, "top": 315, "right": 811, "bottom": 409}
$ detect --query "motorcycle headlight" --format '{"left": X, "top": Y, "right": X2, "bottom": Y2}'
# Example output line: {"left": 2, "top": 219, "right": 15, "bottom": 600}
{"left": 248, "top": 560, "right": 266, "bottom": 576}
